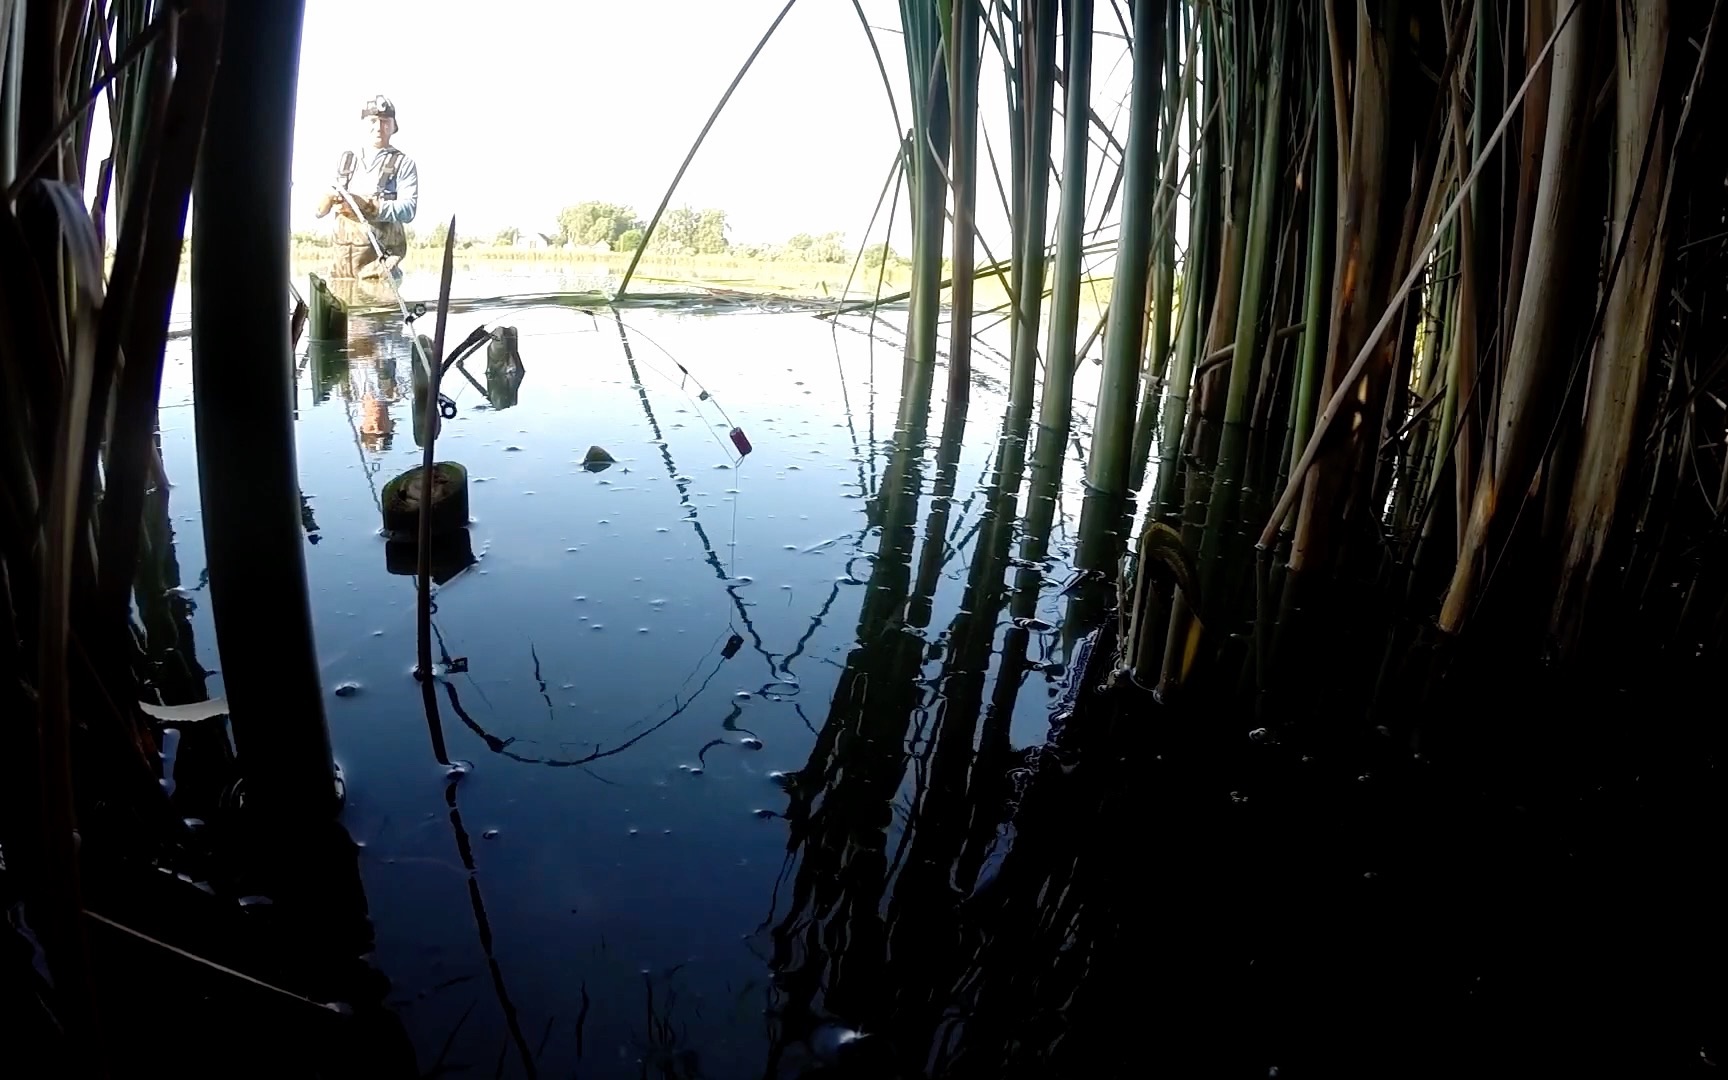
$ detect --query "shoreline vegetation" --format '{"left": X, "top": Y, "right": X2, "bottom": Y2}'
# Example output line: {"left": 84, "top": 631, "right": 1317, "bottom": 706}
{"left": 302, "top": 243, "right": 1118, "bottom": 317}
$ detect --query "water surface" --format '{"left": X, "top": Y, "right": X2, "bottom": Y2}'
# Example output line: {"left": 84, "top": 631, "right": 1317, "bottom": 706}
{"left": 153, "top": 274, "right": 1101, "bottom": 1077}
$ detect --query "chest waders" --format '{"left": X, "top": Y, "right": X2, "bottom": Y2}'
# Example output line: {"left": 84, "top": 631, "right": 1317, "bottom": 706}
{"left": 331, "top": 148, "right": 407, "bottom": 281}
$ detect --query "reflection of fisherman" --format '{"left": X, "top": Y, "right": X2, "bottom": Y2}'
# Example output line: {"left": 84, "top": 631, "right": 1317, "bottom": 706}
{"left": 313, "top": 94, "right": 419, "bottom": 282}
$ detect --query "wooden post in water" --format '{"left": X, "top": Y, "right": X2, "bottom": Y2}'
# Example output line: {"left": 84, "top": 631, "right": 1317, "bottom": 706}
{"left": 307, "top": 272, "right": 348, "bottom": 341}
{"left": 190, "top": 0, "right": 337, "bottom": 819}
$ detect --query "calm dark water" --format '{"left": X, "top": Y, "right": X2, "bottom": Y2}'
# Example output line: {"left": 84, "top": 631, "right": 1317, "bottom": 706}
{"left": 153, "top": 282, "right": 1100, "bottom": 1077}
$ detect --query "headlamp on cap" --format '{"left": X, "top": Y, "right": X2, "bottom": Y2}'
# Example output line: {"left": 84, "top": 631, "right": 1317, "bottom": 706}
{"left": 361, "top": 95, "right": 398, "bottom": 130}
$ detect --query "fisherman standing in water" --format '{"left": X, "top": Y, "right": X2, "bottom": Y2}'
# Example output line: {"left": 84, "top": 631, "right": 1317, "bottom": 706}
{"left": 314, "top": 94, "right": 419, "bottom": 284}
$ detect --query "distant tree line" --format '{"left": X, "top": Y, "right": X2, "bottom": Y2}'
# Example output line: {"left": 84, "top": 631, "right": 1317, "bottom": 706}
{"left": 297, "top": 204, "right": 912, "bottom": 267}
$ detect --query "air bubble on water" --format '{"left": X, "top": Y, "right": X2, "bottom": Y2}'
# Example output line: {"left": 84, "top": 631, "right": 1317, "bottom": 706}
{"left": 735, "top": 691, "right": 752, "bottom": 700}
{"left": 505, "top": 445, "right": 523, "bottom": 452}
{"left": 714, "top": 463, "right": 732, "bottom": 470}
{"left": 482, "top": 829, "right": 500, "bottom": 840}
{"left": 1230, "top": 791, "right": 1248, "bottom": 804}
{"left": 739, "top": 737, "right": 763, "bottom": 750}
{"left": 566, "top": 547, "right": 579, "bottom": 553}
{"left": 444, "top": 761, "right": 471, "bottom": 782}
{"left": 574, "top": 595, "right": 587, "bottom": 602}
{"left": 767, "top": 771, "right": 795, "bottom": 789}
{"left": 237, "top": 895, "right": 274, "bottom": 909}
{"left": 591, "top": 624, "right": 605, "bottom": 631}
{"left": 597, "top": 519, "right": 610, "bottom": 525}
{"left": 752, "top": 808, "right": 777, "bottom": 819}
{"left": 1248, "top": 728, "right": 1269, "bottom": 743}
{"left": 334, "top": 680, "right": 362, "bottom": 697}
{"left": 649, "top": 598, "right": 667, "bottom": 607}
{"left": 656, "top": 527, "right": 670, "bottom": 533}
{"left": 371, "top": 629, "right": 385, "bottom": 637}
{"left": 628, "top": 827, "right": 640, "bottom": 836}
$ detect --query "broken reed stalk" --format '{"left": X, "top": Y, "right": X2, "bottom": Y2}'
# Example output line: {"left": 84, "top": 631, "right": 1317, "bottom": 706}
{"left": 417, "top": 216, "right": 459, "bottom": 680}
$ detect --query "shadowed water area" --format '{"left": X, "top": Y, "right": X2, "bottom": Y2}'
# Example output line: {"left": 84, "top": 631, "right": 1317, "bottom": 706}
{"left": 147, "top": 274, "right": 1111, "bottom": 1077}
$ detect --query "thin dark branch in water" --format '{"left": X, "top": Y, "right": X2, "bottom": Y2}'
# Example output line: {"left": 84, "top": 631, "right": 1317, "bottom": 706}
{"left": 425, "top": 998, "right": 478, "bottom": 1077}
{"left": 83, "top": 910, "right": 346, "bottom": 1015}
{"left": 439, "top": 675, "right": 695, "bottom": 770}
{"left": 415, "top": 674, "right": 534, "bottom": 1075}
{"left": 447, "top": 776, "right": 537, "bottom": 1076}
{"left": 574, "top": 983, "right": 591, "bottom": 1061}
{"left": 779, "top": 580, "right": 849, "bottom": 673}
{"left": 530, "top": 642, "right": 553, "bottom": 717}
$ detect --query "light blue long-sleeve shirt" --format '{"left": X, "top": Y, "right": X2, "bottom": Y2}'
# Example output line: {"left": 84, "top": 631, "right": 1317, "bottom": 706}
{"left": 349, "top": 145, "right": 418, "bottom": 225}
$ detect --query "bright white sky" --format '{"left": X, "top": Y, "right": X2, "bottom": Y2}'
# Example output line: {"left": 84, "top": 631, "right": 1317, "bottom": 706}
{"left": 80, "top": 0, "right": 1144, "bottom": 258}
{"left": 292, "top": 0, "right": 928, "bottom": 245}
{"left": 287, "top": 0, "right": 1137, "bottom": 252}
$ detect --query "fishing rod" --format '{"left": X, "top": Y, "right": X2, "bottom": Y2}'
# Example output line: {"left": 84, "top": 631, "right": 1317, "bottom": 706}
{"left": 318, "top": 152, "right": 440, "bottom": 382}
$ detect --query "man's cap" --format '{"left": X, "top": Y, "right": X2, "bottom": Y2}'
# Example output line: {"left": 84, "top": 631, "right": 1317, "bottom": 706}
{"left": 361, "top": 94, "right": 398, "bottom": 129}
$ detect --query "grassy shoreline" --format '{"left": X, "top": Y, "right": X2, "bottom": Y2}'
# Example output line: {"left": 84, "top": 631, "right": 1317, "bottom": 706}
{"left": 150, "top": 242, "right": 1116, "bottom": 318}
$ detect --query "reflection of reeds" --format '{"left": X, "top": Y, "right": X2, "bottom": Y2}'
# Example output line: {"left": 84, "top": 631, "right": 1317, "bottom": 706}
{"left": 764, "top": 435, "right": 930, "bottom": 1044}
{"left": 416, "top": 675, "right": 538, "bottom": 1077}
{"left": 135, "top": 441, "right": 211, "bottom": 708}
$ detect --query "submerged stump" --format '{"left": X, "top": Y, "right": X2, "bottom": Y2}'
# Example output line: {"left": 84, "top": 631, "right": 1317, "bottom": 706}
{"left": 381, "top": 462, "right": 469, "bottom": 541}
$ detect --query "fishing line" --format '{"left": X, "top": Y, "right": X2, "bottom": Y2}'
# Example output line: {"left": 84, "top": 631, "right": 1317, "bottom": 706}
{"left": 610, "top": 314, "right": 755, "bottom": 590}
{"left": 609, "top": 315, "right": 749, "bottom": 463}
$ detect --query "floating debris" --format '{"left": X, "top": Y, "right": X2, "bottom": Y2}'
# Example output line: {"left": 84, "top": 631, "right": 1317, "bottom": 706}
{"left": 809, "top": 1024, "right": 870, "bottom": 1062}
{"left": 138, "top": 697, "right": 229, "bottom": 723}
